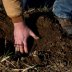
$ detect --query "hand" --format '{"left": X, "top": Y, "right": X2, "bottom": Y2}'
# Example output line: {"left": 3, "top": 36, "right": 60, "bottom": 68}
{"left": 14, "top": 21, "right": 39, "bottom": 53}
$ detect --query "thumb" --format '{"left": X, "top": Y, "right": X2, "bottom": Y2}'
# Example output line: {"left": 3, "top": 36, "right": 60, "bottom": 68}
{"left": 30, "top": 30, "right": 39, "bottom": 40}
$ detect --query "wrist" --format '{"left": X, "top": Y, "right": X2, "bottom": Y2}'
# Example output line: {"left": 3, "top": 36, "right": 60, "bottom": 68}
{"left": 14, "top": 21, "right": 26, "bottom": 28}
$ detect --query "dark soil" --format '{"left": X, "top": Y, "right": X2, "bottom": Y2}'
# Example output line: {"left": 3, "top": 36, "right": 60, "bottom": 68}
{"left": 0, "top": 10, "right": 72, "bottom": 72}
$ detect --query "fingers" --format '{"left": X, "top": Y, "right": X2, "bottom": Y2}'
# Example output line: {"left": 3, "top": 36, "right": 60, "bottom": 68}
{"left": 14, "top": 38, "right": 20, "bottom": 52}
{"left": 30, "top": 30, "right": 39, "bottom": 40}
{"left": 14, "top": 44, "right": 20, "bottom": 52}
{"left": 23, "top": 39, "right": 28, "bottom": 53}
{"left": 19, "top": 45, "right": 24, "bottom": 53}
{"left": 14, "top": 39, "right": 24, "bottom": 53}
{"left": 14, "top": 40, "right": 28, "bottom": 53}
{"left": 15, "top": 44, "right": 24, "bottom": 53}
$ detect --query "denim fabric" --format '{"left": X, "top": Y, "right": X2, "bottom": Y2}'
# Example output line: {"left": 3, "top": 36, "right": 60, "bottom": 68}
{"left": 21, "top": 0, "right": 27, "bottom": 9}
{"left": 53, "top": 0, "right": 72, "bottom": 19}
{"left": 21, "top": 0, "right": 72, "bottom": 19}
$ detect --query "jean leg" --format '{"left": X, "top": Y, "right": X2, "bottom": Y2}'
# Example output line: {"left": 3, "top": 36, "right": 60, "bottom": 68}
{"left": 21, "top": 0, "right": 27, "bottom": 10}
{"left": 53, "top": 0, "right": 72, "bottom": 19}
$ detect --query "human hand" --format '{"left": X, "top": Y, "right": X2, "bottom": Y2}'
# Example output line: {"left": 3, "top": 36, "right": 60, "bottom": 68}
{"left": 14, "top": 21, "right": 39, "bottom": 53}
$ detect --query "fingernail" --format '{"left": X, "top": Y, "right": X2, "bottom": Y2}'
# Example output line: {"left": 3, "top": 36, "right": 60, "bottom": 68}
{"left": 20, "top": 51, "right": 24, "bottom": 54}
{"left": 25, "top": 50, "right": 28, "bottom": 53}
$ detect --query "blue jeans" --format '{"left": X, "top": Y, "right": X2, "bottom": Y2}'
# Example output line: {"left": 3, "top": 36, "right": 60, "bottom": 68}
{"left": 53, "top": 0, "right": 72, "bottom": 19}
{"left": 21, "top": 0, "right": 27, "bottom": 9}
{"left": 21, "top": 0, "right": 72, "bottom": 19}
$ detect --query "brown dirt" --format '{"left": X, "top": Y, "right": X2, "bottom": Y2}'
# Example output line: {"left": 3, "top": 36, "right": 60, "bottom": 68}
{"left": 0, "top": 10, "right": 72, "bottom": 72}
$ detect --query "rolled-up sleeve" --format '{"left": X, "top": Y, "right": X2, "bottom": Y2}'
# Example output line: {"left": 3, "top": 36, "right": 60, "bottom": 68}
{"left": 2, "top": 0, "right": 23, "bottom": 23}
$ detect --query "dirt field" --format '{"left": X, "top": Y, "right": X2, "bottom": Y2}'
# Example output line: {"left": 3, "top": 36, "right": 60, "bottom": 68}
{"left": 0, "top": 9, "right": 72, "bottom": 72}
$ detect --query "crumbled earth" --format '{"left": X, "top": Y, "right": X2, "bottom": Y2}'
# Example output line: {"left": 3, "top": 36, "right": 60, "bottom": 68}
{"left": 0, "top": 10, "right": 72, "bottom": 72}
